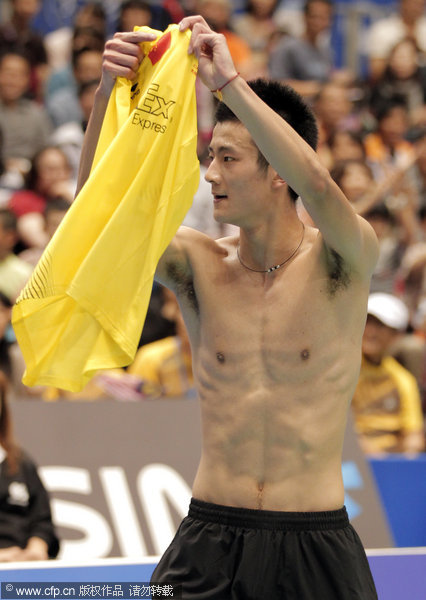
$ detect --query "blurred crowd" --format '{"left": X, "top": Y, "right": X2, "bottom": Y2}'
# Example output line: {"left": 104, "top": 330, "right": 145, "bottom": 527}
{"left": 0, "top": 0, "right": 425, "bottom": 456}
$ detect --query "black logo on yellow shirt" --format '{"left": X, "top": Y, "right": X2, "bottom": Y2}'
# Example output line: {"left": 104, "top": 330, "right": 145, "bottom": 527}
{"left": 132, "top": 83, "right": 175, "bottom": 134}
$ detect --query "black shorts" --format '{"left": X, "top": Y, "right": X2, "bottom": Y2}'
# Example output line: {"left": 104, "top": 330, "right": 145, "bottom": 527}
{"left": 151, "top": 497, "right": 378, "bottom": 600}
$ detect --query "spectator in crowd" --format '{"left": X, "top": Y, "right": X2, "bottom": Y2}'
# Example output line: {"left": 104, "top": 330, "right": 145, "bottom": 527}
{"left": 46, "top": 46, "right": 103, "bottom": 128}
{"left": 407, "top": 297, "right": 426, "bottom": 409}
{"left": 0, "top": 128, "right": 24, "bottom": 209}
{"left": 366, "top": 0, "right": 426, "bottom": 82}
{"left": 139, "top": 283, "right": 177, "bottom": 348}
{"left": 0, "top": 209, "right": 32, "bottom": 303}
{"left": 331, "top": 155, "right": 423, "bottom": 293}
{"left": 8, "top": 146, "right": 74, "bottom": 250}
{"left": 389, "top": 293, "right": 426, "bottom": 406}
{"left": 0, "top": 291, "right": 32, "bottom": 400}
{"left": 18, "top": 196, "right": 69, "bottom": 267}
{"left": 366, "top": 205, "right": 409, "bottom": 294}
{"left": 116, "top": 0, "right": 176, "bottom": 33}
{"left": 0, "top": 51, "right": 52, "bottom": 173}
{"left": 232, "top": 0, "right": 281, "bottom": 77}
{"left": 364, "top": 94, "right": 416, "bottom": 180}
{"left": 331, "top": 149, "right": 422, "bottom": 218}
{"left": 0, "top": 292, "right": 15, "bottom": 386}
{"left": 369, "top": 37, "right": 426, "bottom": 127}
{"left": 415, "top": 138, "right": 426, "bottom": 207}
{"left": 312, "top": 82, "right": 359, "bottom": 167}
{"left": 195, "top": 0, "right": 254, "bottom": 79}
{"left": 0, "top": 370, "right": 60, "bottom": 559}
{"left": 269, "top": 0, "right": 353, "bottom": 99}
{"left": 0, "top": 0, "right": 48, "bottom": 101}
{"left": 328, "top": 129, "right": 366, "bottom": 165}
{"left": 352, "top": 292, "right": 425, "bottom": 455}
{"left": 45, "top": 25, "right": 105, "bottom": 100}
{"left": 50, "top": 79, "right": 100, "bottom": 179}
{"left": 331, "top": 159, "right": 377, "bottom": 212}
{"left": 127, "top": 288, "right": 195, "bottom": 398}
{"left": 116, "top": 1, "right": 154, "bottom": 32}
{"left": 44, "top": 2, "right": 107, "bottom": 73}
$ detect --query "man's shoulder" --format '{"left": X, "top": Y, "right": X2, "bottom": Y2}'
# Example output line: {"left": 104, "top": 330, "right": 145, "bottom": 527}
{"left": 176, "top": 225, "right": 234, "bottom": 253}
{"left": 159, "top": 227, "right": 236, "bottom": 300}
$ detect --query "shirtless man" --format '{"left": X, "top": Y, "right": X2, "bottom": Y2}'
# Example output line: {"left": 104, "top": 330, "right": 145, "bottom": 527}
{"left": 78, "top": 15, "right": 379, "bottom": 600}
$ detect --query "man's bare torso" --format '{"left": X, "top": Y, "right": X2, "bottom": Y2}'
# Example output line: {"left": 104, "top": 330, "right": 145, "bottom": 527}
{"left": 159, "top": 225, "right": 370, "bottom": 512}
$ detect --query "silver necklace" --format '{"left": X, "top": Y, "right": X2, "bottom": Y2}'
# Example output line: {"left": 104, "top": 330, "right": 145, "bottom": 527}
{"left": 237, "top": 223, "right": 305, "bottom": 274}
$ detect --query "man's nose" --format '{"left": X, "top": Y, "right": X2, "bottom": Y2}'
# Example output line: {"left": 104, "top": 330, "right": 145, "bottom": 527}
{"left": 204, "top": 160, "right": 219, "bottom": 184}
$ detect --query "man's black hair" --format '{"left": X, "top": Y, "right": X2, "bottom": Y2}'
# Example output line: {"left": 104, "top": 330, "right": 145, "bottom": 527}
{"left": 214, "top": 78, "right": 319, "bottom": 201}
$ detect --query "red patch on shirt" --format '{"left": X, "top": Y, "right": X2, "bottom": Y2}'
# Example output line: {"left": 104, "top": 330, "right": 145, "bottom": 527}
{"left": 148, "top": 31, "right": 171, "bottom": 65}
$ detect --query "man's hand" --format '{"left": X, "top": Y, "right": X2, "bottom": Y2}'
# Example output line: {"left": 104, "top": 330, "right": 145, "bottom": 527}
{"left": 76, "top": 28, "right": 158, "bottom": 195}
{"left": 99, "top": 30, "right": 158, "bottom": 97}
{"left": 179, "top": 16, "right": 237, "bottom": 94}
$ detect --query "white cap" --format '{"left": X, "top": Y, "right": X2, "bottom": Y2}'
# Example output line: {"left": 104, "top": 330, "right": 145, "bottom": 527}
{"left": 367, "top": 293, "right": 409, "bottom": 331}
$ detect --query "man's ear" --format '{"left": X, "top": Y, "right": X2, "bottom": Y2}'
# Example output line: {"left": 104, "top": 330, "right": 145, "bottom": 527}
{"left": 270, "top": 169, "right": 286, "bottom": 190}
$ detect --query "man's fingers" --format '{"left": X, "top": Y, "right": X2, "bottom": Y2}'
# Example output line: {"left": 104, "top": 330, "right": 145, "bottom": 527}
{"left": 191, "top": 29, "right": 227, "bottom": 61}
{"left": 106, "top": 37, "right": 144, "bottom": 59}
{"left": 179, "top": 15, "right": 209, "bottom": 32}
{"left": 112, "top": 30, "right": 158, "bottom": 44}
{"left": 187, "top": 21, "right": 214, "bottom": 55}
{"left": 103, "top": 58, "right": 138, "bottom": 81}
{"left": 103, "top": 49, "right": 140, "bottom": 80}
{"left": 103, "top": 32, "right": 158, "bottom": 80}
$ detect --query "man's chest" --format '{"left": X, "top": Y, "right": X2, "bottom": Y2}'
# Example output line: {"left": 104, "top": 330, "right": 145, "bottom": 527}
{"left": 185, "top": 264, "right": 351, "bottom": 374}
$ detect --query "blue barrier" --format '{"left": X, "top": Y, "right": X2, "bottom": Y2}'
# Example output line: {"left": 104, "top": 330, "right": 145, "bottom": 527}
{"left": 0, "top": 551, "right": 425, "bottom": 600}
{"left": 369, "top": 455, "right": 426, "bottom": 547}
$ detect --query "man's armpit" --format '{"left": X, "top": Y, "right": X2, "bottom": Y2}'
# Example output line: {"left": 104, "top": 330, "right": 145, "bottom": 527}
{"left": 326, "top": 247, "right": 351, "bottom": 297}
{"left": 165, "top": 260, "right": 199, "bottom": 313}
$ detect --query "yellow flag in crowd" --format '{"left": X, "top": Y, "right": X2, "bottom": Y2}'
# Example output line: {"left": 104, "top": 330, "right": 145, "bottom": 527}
{"left": 12, "top": 24, "right": 199, "bottom": 392}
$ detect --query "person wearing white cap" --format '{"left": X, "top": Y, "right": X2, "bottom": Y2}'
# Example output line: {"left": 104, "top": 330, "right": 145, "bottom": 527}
{"left": 352, "top": 293, "right": 425, "bottom": 455}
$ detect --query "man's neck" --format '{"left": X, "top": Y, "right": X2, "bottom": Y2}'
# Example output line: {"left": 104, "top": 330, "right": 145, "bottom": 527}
{"left": 238, "top": 210, "right": 303, "bottom": 271}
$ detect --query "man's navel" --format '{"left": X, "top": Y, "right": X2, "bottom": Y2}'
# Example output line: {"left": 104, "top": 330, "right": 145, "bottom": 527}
{"left": 216, "top": 352, "right": 225, "bottom": 364}
{"left": 300, "top": 348, "right": 310, "bottom": 361}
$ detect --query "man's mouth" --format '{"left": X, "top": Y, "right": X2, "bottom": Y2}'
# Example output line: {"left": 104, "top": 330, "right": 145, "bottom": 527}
{"left": 214, "top": 194, "right": 227, "bottom": 203}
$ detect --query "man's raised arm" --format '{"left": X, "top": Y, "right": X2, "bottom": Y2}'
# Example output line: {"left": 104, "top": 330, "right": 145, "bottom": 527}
{"left": 75, "top": 30, "right": 157, "bottom": 196}
{"left": 180, "top": 16, "right": 378, "bottom": 278}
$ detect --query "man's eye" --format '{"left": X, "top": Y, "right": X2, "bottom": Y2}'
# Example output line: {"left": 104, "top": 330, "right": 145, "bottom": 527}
{"left": 224, "top": 156, "right": 233, "bottom": 162}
